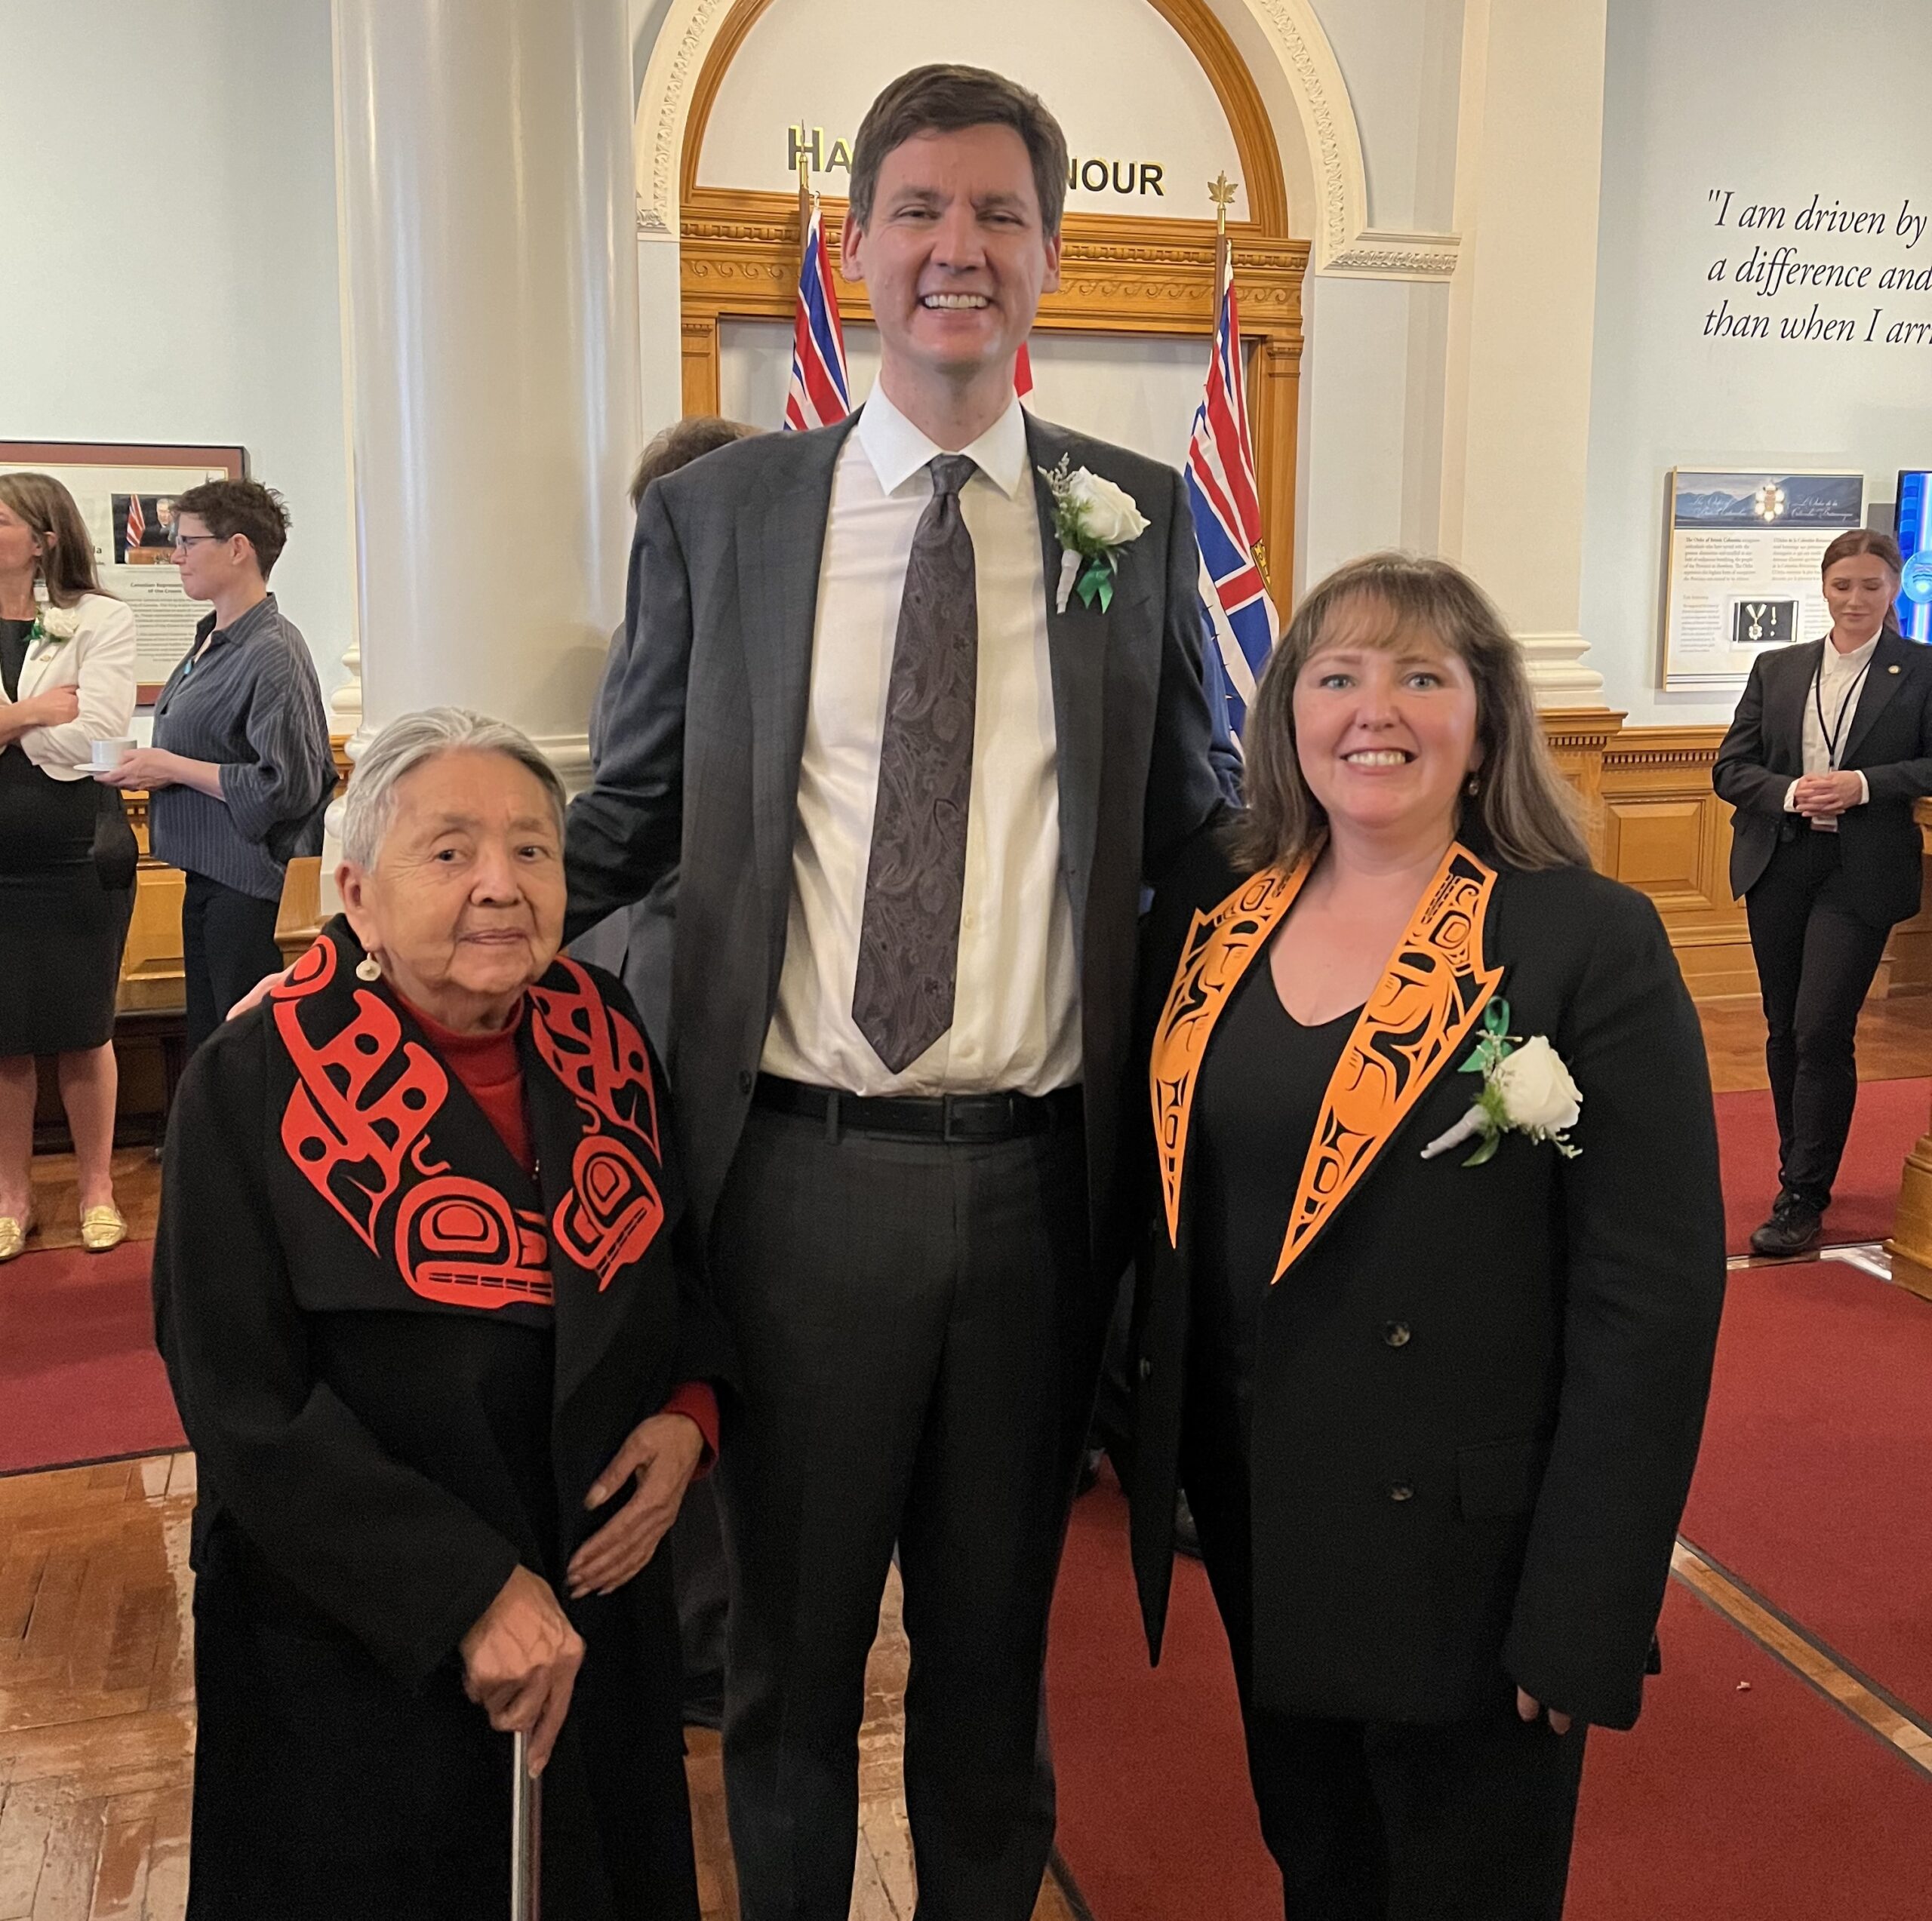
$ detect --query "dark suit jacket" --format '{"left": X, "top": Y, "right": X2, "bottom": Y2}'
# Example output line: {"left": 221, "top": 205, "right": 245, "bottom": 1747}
{"left": 1713, "top": 629, "right": 1932, "bottom": 926}
{"left": 1126, "top": 832, "right": 1725, "bottom": 1731}
{"left": 565, "top": 411, "right": 1227, "bottom": 1275}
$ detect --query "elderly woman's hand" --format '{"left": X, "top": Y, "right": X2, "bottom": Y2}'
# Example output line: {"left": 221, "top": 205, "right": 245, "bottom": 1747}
{"left": 566, "top": 1412, "right": 706, "bottom": 1599}
{"left": 460, "top": 1565, "right": 585, "bottom": 1775}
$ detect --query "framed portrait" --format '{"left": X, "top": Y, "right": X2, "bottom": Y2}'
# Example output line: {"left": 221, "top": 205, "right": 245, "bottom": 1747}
{"left": 0, "top": 441, "right": 248, "bottom": 702}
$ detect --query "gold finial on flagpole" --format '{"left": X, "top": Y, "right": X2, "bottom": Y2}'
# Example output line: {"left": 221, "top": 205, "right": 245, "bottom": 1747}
{"left": 1208, "top": 172, "right": 1238, "bottom": 230}
{"left": 1208, "top": 173, "right": 1238, "bottom": 307}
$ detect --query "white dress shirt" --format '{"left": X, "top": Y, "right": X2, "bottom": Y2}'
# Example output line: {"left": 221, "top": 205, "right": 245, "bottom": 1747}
{"left": 1786, "top": 632, "right": 1878, "bottom": 831}
{"left": 759, "top": 387, "right": 1080, "bottom": 1096}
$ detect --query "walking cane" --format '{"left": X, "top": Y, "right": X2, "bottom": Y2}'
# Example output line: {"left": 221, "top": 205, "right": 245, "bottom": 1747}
{"left": 511, "top": 1730, "right": 543, "bottom": 1921}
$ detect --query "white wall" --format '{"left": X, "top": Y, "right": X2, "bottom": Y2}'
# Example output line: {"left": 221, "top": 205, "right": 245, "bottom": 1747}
{"left": 1582, "top": 0, "right": 1932, "bottom": 725}
{"left": 1291, "top": 0, "right": 1463, "bottom": 588}
{"left": 0, "top": 0, "right": 353, "bottom": 699}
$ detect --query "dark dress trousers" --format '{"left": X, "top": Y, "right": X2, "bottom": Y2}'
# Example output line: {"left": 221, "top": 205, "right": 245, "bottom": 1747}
{"left": 1714, "top": 631, "right": 1932, "bottom": 1205}
{"left": 565, "top": 413, "right": 1226, "bottom": 1920}
{"left": 1127, "top": 834, "right": 1727, "bottom": 1919}
{"left": 153, "top": 924, "right": 735, "bottom": 1920}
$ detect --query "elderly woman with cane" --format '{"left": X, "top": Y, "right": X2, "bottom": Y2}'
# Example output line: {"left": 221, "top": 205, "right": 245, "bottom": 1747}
{"left": 154, "top": 708, "right": 734, "bottom": 1920}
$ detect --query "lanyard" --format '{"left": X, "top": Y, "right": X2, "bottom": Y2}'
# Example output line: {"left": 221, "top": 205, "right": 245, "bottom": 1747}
{"left": 1813, "top": 655, "right": 1872, "bottom": 770}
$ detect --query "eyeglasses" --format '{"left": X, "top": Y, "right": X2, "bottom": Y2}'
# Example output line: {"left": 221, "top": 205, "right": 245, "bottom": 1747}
{"left": 169, "top": 534, "right": 223, "bottom": 552}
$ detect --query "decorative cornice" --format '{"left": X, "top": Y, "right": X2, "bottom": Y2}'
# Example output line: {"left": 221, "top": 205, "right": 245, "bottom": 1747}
{"left": 679, "top": 190, "right": 1308, "bottom": 343}
{"left": 1246, "top": 0, "right": 1351, "bottom": 260}
{"left": 635, "top": 0, "right": 737, "bottom": 239}
{"left": 1324, "top": 228, "right": 1461, "bottom": 281}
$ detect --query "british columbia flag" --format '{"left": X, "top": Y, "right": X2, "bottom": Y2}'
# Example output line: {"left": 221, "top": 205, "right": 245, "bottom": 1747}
{"left": 1185, "top": 283, "right": 1278, "bottom": 743}
{"left": 783, "top": 199, "right": 851, "bottom": 432}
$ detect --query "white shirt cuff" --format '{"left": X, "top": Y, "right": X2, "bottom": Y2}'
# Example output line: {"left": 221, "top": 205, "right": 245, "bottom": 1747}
{"left": 1783, "top": 780, "right": 1801, "bottom": 812}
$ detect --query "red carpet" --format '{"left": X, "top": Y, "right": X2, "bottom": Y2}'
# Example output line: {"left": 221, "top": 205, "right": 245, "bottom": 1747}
{"left": 1049, "top": 1474, "right": 1932, "bottom": 1919}
{"left": 1048, "top": 1471, "right": 1278, "bottom": 1921}
{"left": 0, "top": 1239, "right": 184, "bottom": 1476}
{"left": 1567, "top": 1580, "right": 1932, "bottom": 1921}
{"left": 1715, "top": 1077, "right": 1927, "bottom": 1253}
{"left": 1681, "top": 1259, "right": 1932, "bottom": 1720}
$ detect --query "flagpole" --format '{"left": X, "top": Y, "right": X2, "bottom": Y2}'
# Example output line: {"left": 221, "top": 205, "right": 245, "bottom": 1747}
{"left": 1208, "top": 171, "right": 1269, "bottom": 594}
{"left": 797, "top": 134, "right": 813, "bottom": 287}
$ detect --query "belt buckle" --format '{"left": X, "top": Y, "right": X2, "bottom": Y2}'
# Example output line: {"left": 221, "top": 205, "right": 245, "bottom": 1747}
{"left": 943, "top": 1092, "right": 1017, "bottom": 1143}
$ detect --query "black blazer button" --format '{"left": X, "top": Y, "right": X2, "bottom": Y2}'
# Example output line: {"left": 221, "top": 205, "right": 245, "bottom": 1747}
{"left": 1388, "top": 1481, "right": 1415, "bottom": 1503}
{"left": 1382, "top": 1320, "right": 1412, "bottom": 1348}
{"left": 737, "top": 1068, "right": 754, "bottom": 1094}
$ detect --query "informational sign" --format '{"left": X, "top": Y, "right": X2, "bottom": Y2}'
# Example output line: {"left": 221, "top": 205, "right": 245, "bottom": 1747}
{"left": 0, "top": 441, "right": 245, "bottom": 699}
{"left": 1660, "top": 469, "right": 1865, "bottom": 690}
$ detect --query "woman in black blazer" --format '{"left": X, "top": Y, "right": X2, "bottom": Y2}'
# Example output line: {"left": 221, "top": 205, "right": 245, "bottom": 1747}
{"left": 1713, "top": 530, "right": 1932, "bottom": 1255}
{"left": 1128, "top": 555, "right": 1725, "bottom": 1920}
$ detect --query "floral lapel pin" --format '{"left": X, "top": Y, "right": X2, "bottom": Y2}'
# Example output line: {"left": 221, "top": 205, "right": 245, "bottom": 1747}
{"left": 1419, "top": 998, "right": 1581, "bottom": 1166}
{"left": 1038, "top": 455, "right": 1149, "bottom": 613}
{"left": 25, "top": 585, "right": 78, "bottom": 657}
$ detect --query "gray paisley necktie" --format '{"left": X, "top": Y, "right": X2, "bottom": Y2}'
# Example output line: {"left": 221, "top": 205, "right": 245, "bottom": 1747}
{"left": 852, "top": 453, "right": 980, "bottom": 1074}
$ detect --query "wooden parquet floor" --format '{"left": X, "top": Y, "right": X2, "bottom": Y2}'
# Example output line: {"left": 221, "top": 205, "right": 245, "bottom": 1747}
{"left": 1698, "top": 988, "right": 1932, "bottom": 1095}
{"left": 0, "top": 1456, "right": 195, "bottom": 1921}
{"left": 0, "top": 1453, "right": 1073, "bottom": 1921}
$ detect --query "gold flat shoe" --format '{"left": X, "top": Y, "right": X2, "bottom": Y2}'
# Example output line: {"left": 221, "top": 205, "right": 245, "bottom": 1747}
{"left": 79, "top": 1205, "right": 127, "bottom": 1253}
{"left": 0, "top": 1212, "right": 34, "bottom": 1262}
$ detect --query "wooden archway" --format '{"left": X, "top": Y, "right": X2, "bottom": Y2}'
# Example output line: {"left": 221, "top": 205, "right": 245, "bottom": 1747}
{"left": 676, "top": 0, "right": 1307, "bottom": 595}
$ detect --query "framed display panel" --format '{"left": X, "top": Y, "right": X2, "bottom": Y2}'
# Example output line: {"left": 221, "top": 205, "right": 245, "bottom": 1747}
{"left": 0, "top": 440, "right": 247, "bottom": 702}
{"left": 1660, "top": 468, "right": 1865, "bottom": 691}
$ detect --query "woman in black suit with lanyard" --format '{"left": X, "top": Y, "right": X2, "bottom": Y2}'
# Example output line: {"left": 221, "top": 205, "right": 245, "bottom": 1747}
{"left": 1128, "top": 554, "right": 1725, "bottom": 1919}
{"left": 1715, "top": 530, "right": 1932, "bottom": 1256}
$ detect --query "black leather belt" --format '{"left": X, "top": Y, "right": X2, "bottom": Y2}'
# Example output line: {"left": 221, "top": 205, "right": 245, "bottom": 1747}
{"left": 753, "top": 1074, "right": 1081, "bottom": 1144}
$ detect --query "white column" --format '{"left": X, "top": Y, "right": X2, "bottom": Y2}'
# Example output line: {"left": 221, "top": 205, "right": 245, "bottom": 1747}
{"left": 1438, "top": 0, "right": 1609, "bottom": 708}
{"left": 329, "top": 0, "right": 641, "bottom": 782}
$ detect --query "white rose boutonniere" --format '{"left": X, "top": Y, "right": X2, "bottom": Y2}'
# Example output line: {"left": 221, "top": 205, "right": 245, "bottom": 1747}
{"left": 1038, "top": 456, "right": 1150, "bottom": 613}
{"left": 29, "top": 604, "right": 81, "bottom": 651}
{"left": 1419, "top": 1000, "right": 1581, "bottom": 1166}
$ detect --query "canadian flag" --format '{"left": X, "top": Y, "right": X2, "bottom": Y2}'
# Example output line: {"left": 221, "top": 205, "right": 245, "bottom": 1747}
{"left": 1014, "top": 340, "right": 1035, "bottom": 404}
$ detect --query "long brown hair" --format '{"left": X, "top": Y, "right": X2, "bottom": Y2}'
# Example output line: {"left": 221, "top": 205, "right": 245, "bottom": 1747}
{"left": 0, "top": 472, "right": 105, "bottom": 608}
{"left": 1235, "top": 552, "right": 1592, "bottom": 876}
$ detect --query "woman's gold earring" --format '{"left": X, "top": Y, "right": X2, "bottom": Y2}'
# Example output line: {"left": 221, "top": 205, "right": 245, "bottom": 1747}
{"left": 1466, "top": 774, "right": 1481, "bottom": 798}
{"left": 355, "top": 955, "right": 382, "bottom": 983}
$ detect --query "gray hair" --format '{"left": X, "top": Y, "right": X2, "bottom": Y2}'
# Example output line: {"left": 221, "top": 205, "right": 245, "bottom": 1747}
{"left": 340, "top": 707, "right": 567, "bottom": 868}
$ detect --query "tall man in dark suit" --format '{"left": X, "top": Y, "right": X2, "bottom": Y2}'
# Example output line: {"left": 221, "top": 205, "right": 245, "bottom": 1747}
{"left": 1715, "top": 530, "right": 1932, "bottom": 1255}
{"left": 565, "top": 64, "right": 1226, "bottom": 1921}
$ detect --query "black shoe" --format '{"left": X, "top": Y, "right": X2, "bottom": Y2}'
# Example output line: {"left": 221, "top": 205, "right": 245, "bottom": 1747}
{"left": 1173, "top": 1490, "right": 1202, "bottom": 1561}
{"left": 1076, "top": 1444, "right": 1104, "bottom": 1496}
{"left": 1749, "top": 1191, "right": 1823, "bottom": 1257}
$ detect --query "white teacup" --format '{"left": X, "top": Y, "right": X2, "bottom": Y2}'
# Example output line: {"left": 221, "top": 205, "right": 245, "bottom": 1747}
{"left": 90, "top": 739, "right": 137, "bottom": 772}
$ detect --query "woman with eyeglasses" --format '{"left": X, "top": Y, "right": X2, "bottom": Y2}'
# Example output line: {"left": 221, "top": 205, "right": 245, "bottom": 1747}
{"left": 98, "top": 480, "right": 337, "bottom": 1054}
{"left": 0, "top": 472, "right": 140, "bottom": 1260}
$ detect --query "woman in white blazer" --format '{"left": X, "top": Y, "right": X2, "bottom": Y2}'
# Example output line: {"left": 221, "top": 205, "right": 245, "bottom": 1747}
{"left": 0, "top": 473, "right": 140, "bottom": 1259}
